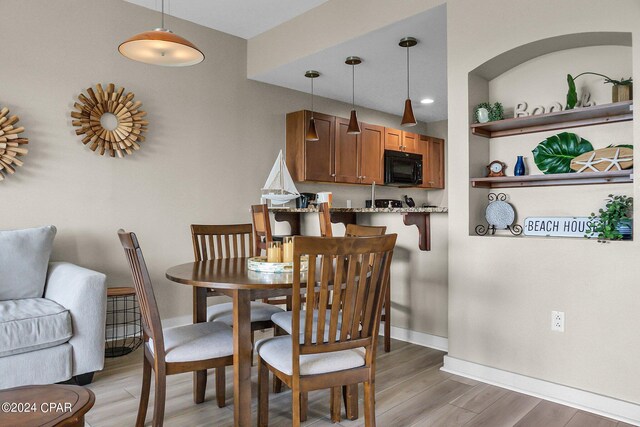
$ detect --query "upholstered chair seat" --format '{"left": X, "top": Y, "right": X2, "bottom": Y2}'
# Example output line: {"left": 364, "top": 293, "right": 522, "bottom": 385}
{"left": 207, "top": 302, "right": 283, "bottom": 326}
{"left": 148, "top": 321, "right": 233, "bottom": 363}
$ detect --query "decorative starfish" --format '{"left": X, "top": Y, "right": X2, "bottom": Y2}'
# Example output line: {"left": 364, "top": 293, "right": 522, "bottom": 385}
{"left": 599, "top": 148, "right": 633, "bottom": 171}
{"left": 573, "top": 151, "right": 604, "bottom": 172}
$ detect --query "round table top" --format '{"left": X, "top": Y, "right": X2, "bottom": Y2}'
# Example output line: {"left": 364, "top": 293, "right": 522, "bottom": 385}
{"left": 166, "top": 257, "right": 307, "bottom": 290}
{"left": 0, "top": 384, "right": 95, "bottom": 426}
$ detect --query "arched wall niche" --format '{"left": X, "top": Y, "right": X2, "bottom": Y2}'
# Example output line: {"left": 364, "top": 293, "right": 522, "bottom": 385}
{"left": 471, "top": 31, "right": 631, "bottom": 80}
{"left": 466, "top": 31, "right": 633, "bottom": 235}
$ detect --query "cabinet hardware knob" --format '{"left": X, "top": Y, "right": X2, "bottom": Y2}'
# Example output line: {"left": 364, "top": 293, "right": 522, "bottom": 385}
{"left": 429, "top": 181, "right": 435, "bottom": 184}
{"left": 331, "top": 173, "right": 336, "bottom": 177}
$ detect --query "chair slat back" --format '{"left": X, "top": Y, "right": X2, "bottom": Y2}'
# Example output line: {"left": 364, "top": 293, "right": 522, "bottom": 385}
{"left": 117, "top": 230, "right": 165, "bottom": 359}
{"left": 191, "top": 224, "right": 254, "bottom": 260}
{"left": 318, "top": 202, "right": 333, "bottom": 237}
{"left": 345, "top": 224, "right": 387, "bottom": 237}
{"left": 251, "top": 204, "right": 273, "bottom": 256}
{"left": 291, "top": 235, "right": 396, "bottom": 370}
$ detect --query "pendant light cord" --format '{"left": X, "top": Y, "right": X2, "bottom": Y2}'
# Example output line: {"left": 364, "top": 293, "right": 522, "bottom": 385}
{"left": 352, "top": 64, "right": 356, "bottom": 107}
{"left": 406, "top": 46, "right": 410, "bottom": 99}
{"left": 161, "top": 0, "right": 165, "bottom": 28}
{"left": 311, "top": 78, "right": 314, "bottom": 119}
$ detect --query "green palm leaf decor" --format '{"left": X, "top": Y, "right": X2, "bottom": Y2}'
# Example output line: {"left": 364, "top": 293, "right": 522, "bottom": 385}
{"left": 532, "top": 132, "right": 594, "bottom": 174}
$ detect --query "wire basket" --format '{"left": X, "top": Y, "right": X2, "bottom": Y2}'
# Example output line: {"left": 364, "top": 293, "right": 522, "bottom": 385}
{"left": 105, "top": 287, "right": 143, "bottom": 357}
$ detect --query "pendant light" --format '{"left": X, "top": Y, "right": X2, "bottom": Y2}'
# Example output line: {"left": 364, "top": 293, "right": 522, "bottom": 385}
{"left": 305, "top": 70, "right": 320, "bottom": 141}
{"left": 345, "top": 56, "right": 362, "bottom": 134}
{"left": 399, "top": 37, "right": 418, "bottom": 126}
{"left": 119, "top": 0, "right": 204, "bottom": 67}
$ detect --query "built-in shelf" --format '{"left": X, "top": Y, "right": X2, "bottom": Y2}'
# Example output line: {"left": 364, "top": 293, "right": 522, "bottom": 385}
{"left": 470, "top": 101, "right": 633, "bottom": 138}
{"left": 470, "top": 169, "right": 633, "bottom": 188}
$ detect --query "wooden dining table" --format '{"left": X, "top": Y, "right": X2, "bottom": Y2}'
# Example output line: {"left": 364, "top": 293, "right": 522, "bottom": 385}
{"left": 165, "top": 257, "right": 306, "bottom": 427}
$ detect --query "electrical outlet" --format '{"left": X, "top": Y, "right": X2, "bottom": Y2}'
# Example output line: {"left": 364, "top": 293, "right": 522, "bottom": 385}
{"left": 551, "top": 311, "right": 565, "bottom": 332}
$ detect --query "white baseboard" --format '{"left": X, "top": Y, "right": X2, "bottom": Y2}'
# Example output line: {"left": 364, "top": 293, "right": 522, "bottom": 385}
{"left": 382, "top": 323, "right": 449, "bottom": 352}
{"left": 442, "top": 356, "right": 640, "bottom": 425}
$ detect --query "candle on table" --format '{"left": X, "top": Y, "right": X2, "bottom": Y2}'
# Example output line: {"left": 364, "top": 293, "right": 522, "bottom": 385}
{"left": 267, "top": 241, "right": 282, "bottom": 263}
{"left": 282, "top": 236, "right": 293, "bottom": 262}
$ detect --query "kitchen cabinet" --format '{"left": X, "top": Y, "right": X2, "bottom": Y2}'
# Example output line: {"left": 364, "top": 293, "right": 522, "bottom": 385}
{"left": 334, "top": 118, "right": 360, "bottom": 183}
{"left": 420, "top": 135, "right": 445, "bottom": 189}
{"left": 384, "top": 128, "right": 402, "bottom": 151}
{"left": 402, "top": 131, "right": 418, "bottom": 153}
{"left": 286, "top": 111, "right": 335, "bottom": 182}
{"left": 385, "top": 128, "right": 419, "bottom": 153}
{"left": 359, "top": 123, "right": 384, "bottom": 184}
{"left": 286, "top": 110, "right": 443, "bottom": 189}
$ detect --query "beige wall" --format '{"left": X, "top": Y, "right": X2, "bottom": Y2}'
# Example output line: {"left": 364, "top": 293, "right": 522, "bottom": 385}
{"left": 447, "top": 0, "right": 640, "bottom": 404}
{"left": 2, "top": 0, "right": 449, "bottom": 335}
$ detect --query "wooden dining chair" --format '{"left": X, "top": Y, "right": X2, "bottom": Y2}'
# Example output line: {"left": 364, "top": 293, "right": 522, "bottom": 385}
{"left": 257, "top": 234, "right": 397, "bottom": 427}
{"left": 251, "top": 205, "right": 290, "bottom": 308}
{"left": 318, "top": 202, "right": 333, "bottom": 237}
{"left": 190, "top": 224, "right": 284, "bottom": 332}
{"left": 345, "top": 224, "right": 391, "bottom": 353}
{"left": 118, "top": 230, "right": 234, "bottom": 427}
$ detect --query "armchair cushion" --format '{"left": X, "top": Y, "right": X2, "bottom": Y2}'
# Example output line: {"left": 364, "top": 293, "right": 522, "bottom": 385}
{"left": 0, "top": 226, "right": 56, "bottom": 300}
{"left": 0, "top": 298, "right": 72, "bottom": 357}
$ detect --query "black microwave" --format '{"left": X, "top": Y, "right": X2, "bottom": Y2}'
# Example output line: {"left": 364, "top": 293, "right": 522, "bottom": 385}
{"left": 384, "top": 150, "right": 423, "bottom": 186}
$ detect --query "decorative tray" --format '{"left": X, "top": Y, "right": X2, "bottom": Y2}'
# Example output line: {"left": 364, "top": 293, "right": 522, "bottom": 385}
{"left": 247, "top": 256, "right": 308, "bottom": 273}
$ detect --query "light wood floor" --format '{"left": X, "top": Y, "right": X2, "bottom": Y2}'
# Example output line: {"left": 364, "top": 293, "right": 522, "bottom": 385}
{"left": 85, "top": 336, "right": 628, "bottom": 427}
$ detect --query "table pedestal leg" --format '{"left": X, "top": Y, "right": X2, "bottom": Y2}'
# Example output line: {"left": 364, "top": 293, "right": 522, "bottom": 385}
{"left": 193, "top": 287, "right": 207, "bottom": 404}
{"left": 233, "top": 290, "right": 252, "bottom": 426}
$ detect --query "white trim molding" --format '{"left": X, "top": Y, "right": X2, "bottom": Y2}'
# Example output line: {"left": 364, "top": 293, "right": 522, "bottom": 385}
{"left": 382, "top": 323, "right": 449, "bottom": 352}
{"left": 442, "top": 356, "right": 640, "bottom": 425}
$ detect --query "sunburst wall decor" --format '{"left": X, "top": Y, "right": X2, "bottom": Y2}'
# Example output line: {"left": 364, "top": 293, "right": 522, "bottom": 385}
{"left": 71, "top": 83, "right": 148, "bottom": 158}
{"left": 0, "top": 107, "right": 28, "bottom": 181}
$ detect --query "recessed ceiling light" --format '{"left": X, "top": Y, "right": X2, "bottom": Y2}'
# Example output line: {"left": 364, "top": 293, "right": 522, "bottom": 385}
{"left": 420, "top": 98, "right": 434, "bottom": 104}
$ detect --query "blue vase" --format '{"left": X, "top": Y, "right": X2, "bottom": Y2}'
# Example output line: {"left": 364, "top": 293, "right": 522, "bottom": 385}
{"left": 514, "top": 156, "right": 525, "bottom": 176}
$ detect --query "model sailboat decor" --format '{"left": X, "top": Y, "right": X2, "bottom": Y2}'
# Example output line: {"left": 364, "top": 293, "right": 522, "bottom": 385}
{"left": 262, "top": 150, "right": 300, "bottom": 204}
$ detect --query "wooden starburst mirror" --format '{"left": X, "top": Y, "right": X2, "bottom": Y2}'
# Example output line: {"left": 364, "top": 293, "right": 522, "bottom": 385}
{"left": 71, "top": 83, "right": 148, "bottom": 158}
{"left": 0, "top": 107, "right": 28, "bottom": 181}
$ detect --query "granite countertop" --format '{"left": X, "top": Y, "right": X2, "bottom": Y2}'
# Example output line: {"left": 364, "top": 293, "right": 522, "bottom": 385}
{"left": 269, "top": 206, "right": 448, "bottom": 213}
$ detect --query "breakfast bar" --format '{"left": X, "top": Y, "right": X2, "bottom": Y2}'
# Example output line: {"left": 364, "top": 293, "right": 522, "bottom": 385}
{"left": 270, "top": 206, "right": 448, "bottom": 251}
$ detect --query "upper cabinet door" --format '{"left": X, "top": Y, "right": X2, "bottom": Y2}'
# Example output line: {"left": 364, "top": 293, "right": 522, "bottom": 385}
{"left": 384, "top": 128, "right": 402, "bottom": 151}
{"left": 359, "top": 123, "right": 384, "bottom": 184}
{"left": 334, "top": 118, "right": 360, "bottom": 184}
{"left": 420, "top": 135, "right": 445, "bottom": 188}
{"left": 402, "top": 131, "right": 419, "bottom": 153}
{"left": 428, "top": 137, "right": 445, "bottom": 188}
{"left": 304, "top": 112, "right": 335, "bottom": 182}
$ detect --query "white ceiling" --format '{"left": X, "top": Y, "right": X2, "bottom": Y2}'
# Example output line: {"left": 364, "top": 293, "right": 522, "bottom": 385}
{"left": 123, "top": 1, "right": 448, "bottom": 122}
{"left": 251, "top": 5, "right": 448, "bottom": 123}
{"left": 124, "top": 0, "right": 329, "bottom": 39}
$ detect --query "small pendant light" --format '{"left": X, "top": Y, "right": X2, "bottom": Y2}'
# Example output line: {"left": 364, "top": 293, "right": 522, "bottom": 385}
{"left": 305, "top": 70, "right": 320, "bottom": 141}
{"left": 345, "top": 56, "right": 362, "bottom": 135}
{"left": 399, "top": 37, "right": 418, "bottom": 126}
{"left": 119, "top": 0, "right": 204, "bottom": 67}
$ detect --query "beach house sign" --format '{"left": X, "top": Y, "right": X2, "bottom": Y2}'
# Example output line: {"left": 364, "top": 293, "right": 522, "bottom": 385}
{"left": 523, "top": 217, "right": 591, "bottom": 238}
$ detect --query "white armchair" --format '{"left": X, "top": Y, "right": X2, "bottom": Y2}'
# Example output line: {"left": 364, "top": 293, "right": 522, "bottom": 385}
{"left": 0, "top": 226, "right": 107, "bottom": 389}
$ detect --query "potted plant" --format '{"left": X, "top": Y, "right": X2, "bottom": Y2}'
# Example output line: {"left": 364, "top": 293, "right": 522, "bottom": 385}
{"left": 586, "top": 194, "right": 633, "bottom": 241}
{"left": 566, "top": 72, "right": 633, "bottom": 109}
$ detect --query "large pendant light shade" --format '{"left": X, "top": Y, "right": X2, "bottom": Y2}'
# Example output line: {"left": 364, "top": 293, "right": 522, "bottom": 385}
{"left": 119, "top": 1, "right": 204, "bottom": 66}
{"left": 345, "top": 56, "right": 362, "bottom": 135}
{"left": 399, "top": 37, "right": 418, "bottom": 127}
{"left": 305, "top": 70, "right": 320, "bottom": 141}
